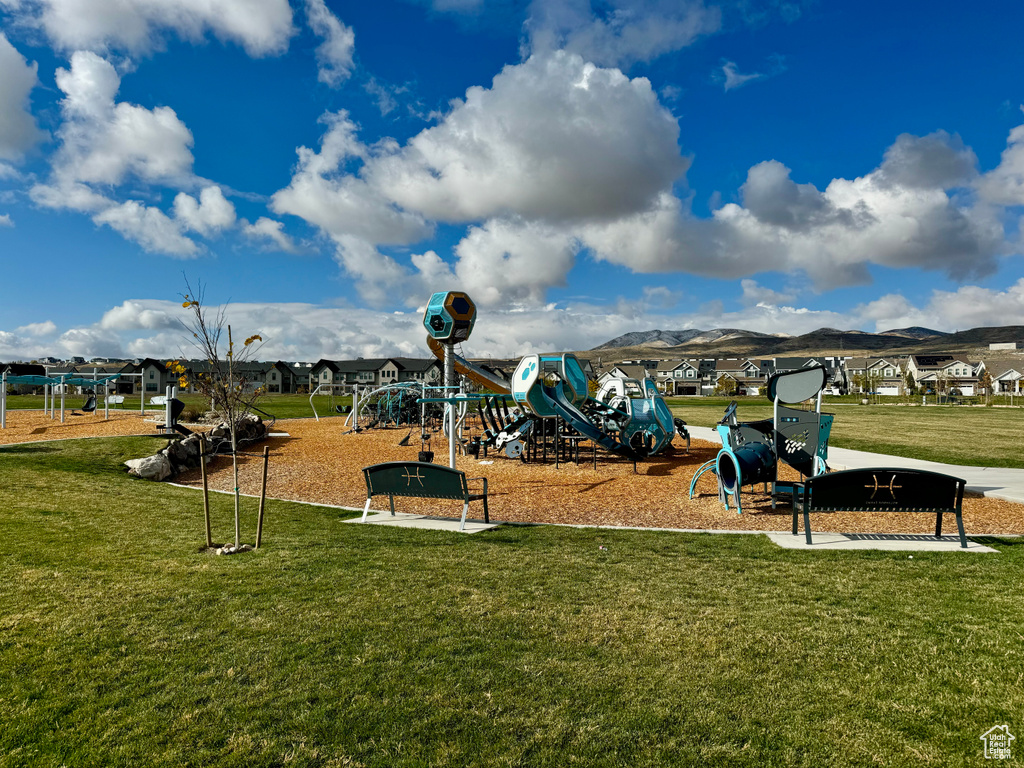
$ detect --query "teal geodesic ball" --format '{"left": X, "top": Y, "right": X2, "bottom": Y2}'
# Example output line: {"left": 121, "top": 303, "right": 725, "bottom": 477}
{"left": 423, "top": 291, "right": 476, "bottom": 342}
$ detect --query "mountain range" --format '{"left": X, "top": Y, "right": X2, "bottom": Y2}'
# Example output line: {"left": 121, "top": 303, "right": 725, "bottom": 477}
{"left": 586, "top": 326, "right": 1024, "bottom": 359}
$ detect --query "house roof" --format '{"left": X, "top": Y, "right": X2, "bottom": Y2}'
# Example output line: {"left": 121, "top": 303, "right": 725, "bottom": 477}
{"left": 3, "top": 363, "right": 46, "bottom": 376}
{"left": 715, "top": 358, "right": 757, "bottom": 372}
{"left": 910, "top": 354, "right": 956, "bottom": 368}
{"left": 605, "top": 364, "right": 648, "bottom": 380}
{"left": 985, "top": 360, "right": 1023, "bottom": 378}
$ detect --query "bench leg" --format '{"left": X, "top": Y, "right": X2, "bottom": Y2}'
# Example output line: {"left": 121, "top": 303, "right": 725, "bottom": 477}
{"left": 460, "top": 500, "right": 469, "bottom": 532}
{"left": 482, "top": 496, "right": 489, "bottom": 524}
{"left": 361, "top": 497, "right": 372, "bottom": 522}
{"left": 389, "top": 494, "right": 395, "bottom": 517}
{"left": 804, "top": 507, "right": 812, "bottom": 546}
{"left": 935, "top": 510, "right": 943, "bottom": 538}
{"left": 956, "top": 512, "right": 967, "bottom": 548}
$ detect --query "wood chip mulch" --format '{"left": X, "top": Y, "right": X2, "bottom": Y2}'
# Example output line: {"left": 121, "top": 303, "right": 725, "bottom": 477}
{"left": 168, "top": 417, "right": 1024, "bottom": 536}
{"left": 0, "top": 410, "right": 187, "bottom": 444}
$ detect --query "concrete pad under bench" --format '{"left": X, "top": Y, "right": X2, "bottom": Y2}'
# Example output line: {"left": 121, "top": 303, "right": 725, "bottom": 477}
{"left": 346, "top": 511, "right": 500, "bottom": 534}
{"left": 765, "top": 531, "right": 998, "bottom": 553}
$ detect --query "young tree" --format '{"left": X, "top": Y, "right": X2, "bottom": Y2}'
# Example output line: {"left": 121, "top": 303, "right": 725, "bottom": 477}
{"left": 177, "top": 279, "right": 265, "bottom": 551}
{"left": 978, "top": 369, "right": 993, "bottom": 405}
{"left": 904, "top": 369, "right": 917, "bottom": 398}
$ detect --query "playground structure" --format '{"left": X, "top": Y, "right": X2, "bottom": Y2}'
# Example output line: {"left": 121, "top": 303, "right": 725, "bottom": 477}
{"left": 1, "top": 371, "right": 123, "bottom": 428}
{"left": 416, "top": 291, "right": 688, "bottom": 466}
{"left": 423, "top": 291, "right": 479, "bottom": 468}
{"left": 511, "top": 353, "right": 678, "bottom": 460}
{"left": 689, "top": 365, "right": 833, "bottom": 514}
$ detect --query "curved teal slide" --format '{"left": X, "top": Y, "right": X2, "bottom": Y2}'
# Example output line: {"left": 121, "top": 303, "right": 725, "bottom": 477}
{"left": 538, "top": 382, "right": 640, "bottom": 460}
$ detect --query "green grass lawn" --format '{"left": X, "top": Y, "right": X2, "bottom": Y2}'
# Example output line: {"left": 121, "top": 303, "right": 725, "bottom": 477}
{"left": 1, "top": 437, "right": 1022, "bottom": 766}
{"left": 668, "top": 400, "right": 1024, "bottom": 469}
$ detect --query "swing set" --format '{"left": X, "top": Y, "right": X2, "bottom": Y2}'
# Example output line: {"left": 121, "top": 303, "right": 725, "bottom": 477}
{"left": 0, "top": 371, "right": 124, "bottom": 428}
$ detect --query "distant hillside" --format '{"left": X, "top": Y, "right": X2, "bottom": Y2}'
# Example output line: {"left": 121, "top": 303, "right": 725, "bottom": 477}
{"left": 582, "top": 325, "right": 1023, "bottom": 361}
{"left": 881, "top": 326, "right": 948, "bottom": 340}
{"left": 592, "top": 328, "right": 781, "bottom": 351}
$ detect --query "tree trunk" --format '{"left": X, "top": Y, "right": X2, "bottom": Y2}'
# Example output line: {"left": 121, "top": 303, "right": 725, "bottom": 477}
{"left": 232, "top": 430, "right": 240, "bottom": 548}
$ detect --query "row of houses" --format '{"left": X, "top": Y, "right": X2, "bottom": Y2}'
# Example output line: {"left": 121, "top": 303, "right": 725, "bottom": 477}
{"left": 2, "top": 358, "right": 445, "bottom": 395}
{"left": 7, "top": 351, "right": 1024, "bottom": 398}
{"left": 597, "top": 354, "right": 1024, "bottom": 397}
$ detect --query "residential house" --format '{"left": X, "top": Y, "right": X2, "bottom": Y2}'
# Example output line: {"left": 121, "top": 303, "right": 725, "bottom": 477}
{"left": 907, "top": 355, "right": 982, "bottom": 396}
{"left": 844, "top": 357, "right": 904, "bottom": 395}
{"left": 655, "top": 359, "right": 715, "bottom": 395}
{"left": 310, "top": 358, "right": 442, "bottom": 392}
{"left": 596, "top": 363, "right": 650, "bottom": 389}
{"left": 266, "top": 361, "right": 301, "bottom": 394}
{"left": 713, "top": 359, "right": 765, "bottom": 396}
{"left": 986, "top": 360, "right": 1024, "bottom": 394}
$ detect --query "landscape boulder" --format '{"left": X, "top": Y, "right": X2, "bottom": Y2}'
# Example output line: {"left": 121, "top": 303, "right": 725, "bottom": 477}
{"left": 124, "top": 413, "right": 267, "bottom": 481}
{"left": 125, "top": 453, "right": 173, "bottom": 481}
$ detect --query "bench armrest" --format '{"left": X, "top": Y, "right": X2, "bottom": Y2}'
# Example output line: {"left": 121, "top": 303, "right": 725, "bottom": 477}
{"left": 466, "top": 476, "right": 488, "bottom": 493}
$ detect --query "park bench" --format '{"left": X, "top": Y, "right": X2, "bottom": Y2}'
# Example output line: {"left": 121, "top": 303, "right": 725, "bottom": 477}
{"left": 108, "top": 395, "right": 125, "bottom": 407}
{"left": 793, "top": 468, "right": 967, "bottom": 547}
{"left": 361, "top": 461, "right": 489, "bottom": 532}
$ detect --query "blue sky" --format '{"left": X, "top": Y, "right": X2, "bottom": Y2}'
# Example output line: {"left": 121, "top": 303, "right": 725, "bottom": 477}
{"left": 2, "top": 0, "right": 1024, "bottom": 362}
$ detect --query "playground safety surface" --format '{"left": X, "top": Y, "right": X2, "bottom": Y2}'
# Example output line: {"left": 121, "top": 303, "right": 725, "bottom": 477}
{"left": 170, "top": 417, "right": 1024, "bottom": 537}
{"left": 3, "top": 411, "right": 1022, "bottom": 535}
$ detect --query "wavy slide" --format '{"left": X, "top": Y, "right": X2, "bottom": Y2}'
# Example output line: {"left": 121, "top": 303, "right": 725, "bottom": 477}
{"left": 538, "top": 382, "right": 640, "bottom": 460}
{"left": 426, "top": 336, "right": 511, "bottom": 394}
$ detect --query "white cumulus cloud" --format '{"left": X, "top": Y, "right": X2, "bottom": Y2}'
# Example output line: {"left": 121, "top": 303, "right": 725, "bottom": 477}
{"left": 366, "top": 51, "right": 687, "bottom": 224}
{"left": 524, "top": 0, "right": 721, "bottom": 69}
{"left": 4, "top": 0, "right": 295, "bottom": 57}
{"left": 49, "top": 51, "right": 195, "bottom": 188}
{"left": 93, "top": 200, "right": 200, "bottom": 257}
{"left": 0, "top": 32, "right": 44, "bottom": 162}
{"left": 242, "top": 216, "right": 297, "bottom": 252}
{"left": 173, "top": 186, "right": 236, "bottom": 236}
{"left": 15, "top": 320, "right": 57, "bottom": 336}
{"left": 305, "top": 0, "right": 355, "bottom": 87}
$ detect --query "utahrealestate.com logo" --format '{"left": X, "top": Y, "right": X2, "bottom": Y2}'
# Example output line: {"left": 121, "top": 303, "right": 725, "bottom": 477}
{"left": 980, "top": 725, "right": 1015, "bottom": 760}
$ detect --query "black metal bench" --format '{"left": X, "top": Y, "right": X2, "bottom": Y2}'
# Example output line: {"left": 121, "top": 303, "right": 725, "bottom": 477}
{"left": 361, "top": 461, "right": 489, "bottom": 532}
{"left": 794, "top": 468, "right": 967, "bottom": 547}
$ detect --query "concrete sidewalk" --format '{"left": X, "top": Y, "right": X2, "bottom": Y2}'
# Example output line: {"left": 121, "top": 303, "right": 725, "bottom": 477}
{"left": 345, "top": 511, "right": 499, "bottom": 534}
{"left": 688, "top": 425, "right": 1024, "bottom": 505}
{"left": 765, "top": 532, "right": 998, "bottom": 553}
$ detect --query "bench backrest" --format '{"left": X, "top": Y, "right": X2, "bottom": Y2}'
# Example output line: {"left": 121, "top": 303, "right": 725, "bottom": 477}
{"left": 363, "top": 461, "right": 469, "bottom": 500}
{"left": 803, "top": 468, "right": 965, "bottom": 513}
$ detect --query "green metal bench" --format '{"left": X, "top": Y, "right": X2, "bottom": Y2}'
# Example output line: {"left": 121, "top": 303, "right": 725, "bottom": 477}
{"left": 793, "top": 468, "right": 967, "bottom": 547}
{"left": 361, "top": 461, "right": 489, "bottom": 532}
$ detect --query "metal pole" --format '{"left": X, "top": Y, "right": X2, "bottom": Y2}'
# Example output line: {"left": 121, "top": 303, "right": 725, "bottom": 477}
{"left": 1, "top": 371, "right": 6, "bottom": 429}
{"left": 141, "top": 375, "right": 146, "bottom": 415}
{"left": 446, "top": 342, "right": 456, "bottom": 469}
{"left": 353, "top": 384, "right": 359, "bottom": 430}
{"left": 60, "top": 376, "right": 66, "bottom": 423}
{"left": 165, "top": 385, "right": 172, "bottom": 434}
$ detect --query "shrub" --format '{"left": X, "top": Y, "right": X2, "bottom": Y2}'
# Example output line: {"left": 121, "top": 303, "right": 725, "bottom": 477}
{"left": 179, "top": 407, "right": 202, "bottom": 423}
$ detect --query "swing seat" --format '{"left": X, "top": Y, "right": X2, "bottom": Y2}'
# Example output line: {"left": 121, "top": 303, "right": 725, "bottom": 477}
{"left": 74, "top": 395, "right": 97, "bottom": 415}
